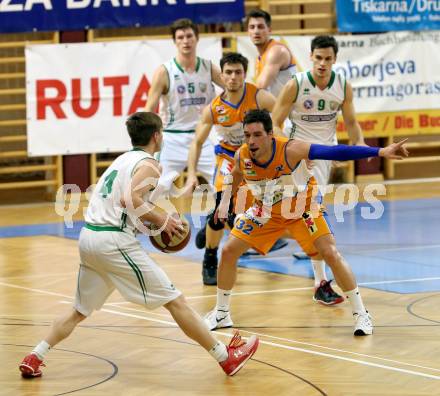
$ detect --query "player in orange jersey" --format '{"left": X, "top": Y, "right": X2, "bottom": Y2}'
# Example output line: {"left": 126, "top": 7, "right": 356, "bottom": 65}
{"left": 204, "top": 109, "right": 408, "bottom": 336}
{"left": 247, "top": 9, "right": 296, "bottom": 97}
{"left": 186, "top": 52, "right": 276, "bottom": 285}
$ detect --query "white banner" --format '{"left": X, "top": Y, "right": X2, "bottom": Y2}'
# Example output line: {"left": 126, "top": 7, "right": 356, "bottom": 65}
{"left": 26, "top": 38, "right": 222, "bottom": 156}
{"left": 237, "top": 31, "right": 440, "bottom": 113}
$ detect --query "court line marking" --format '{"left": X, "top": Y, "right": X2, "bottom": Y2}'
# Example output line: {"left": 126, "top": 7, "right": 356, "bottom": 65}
{"left": 0, "top": 282, "right": 72, "bottom": 299}
{"left": 1, "top": 280, "right": 438, "bottom": 380}
{"left": 248, "top": 244, "right": 440, "bottom": 262}
{"left": 2, "top": 276, "right": 440, "bottom": 306}
{"left": 57, "top": 300, "right": 440, "bottom": 381}
{"left": 0, "top": 272, "right": 77, "bottom": 281}
{"left": 50, "top": 276, "right": 440, "bottom": 305}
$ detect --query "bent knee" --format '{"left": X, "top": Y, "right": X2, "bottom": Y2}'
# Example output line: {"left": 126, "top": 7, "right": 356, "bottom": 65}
{"left": 164, "top": 294, "right": 187, "bottom": 311}
{"left": 319, "top": 245, "right": 341, "bottom": 264}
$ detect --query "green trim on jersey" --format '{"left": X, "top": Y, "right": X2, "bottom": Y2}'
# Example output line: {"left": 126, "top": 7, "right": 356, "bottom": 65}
{"left": 327, "top": 71, "right": 336, "bottom": 89}
{"left": 131, "top": 147, "right": 146, "bottom": 152}
{"left": 306, "top": 70, "right": 336, "bottom": 89}
{"left": 306, "top": 71, "right": 316, "bottom": 87}
{"left": 173, "top": 58, "right": 184, "bottom": 73}
{"left": 163, "top": 129, "right": 195, "bottom": 133}
{"left": 120, "top": 212, "right": 128, "bottom": 230}
{"left": 85, "top": 223, "right": 123, "bottom": 232}
{"left": 129, "top": 155, "right": 155, "bottom": 178}
{"left": 119, "top": 249, "right": 148, "bottom": 304}
{"left": 344, "top": 77, "right": 347, "bottom": 99}
{"left": 163, "top": 64, "right": 170, "bottom": 95}
{"left": 293, "top": 74, "right": 300, "bottom": 103}
{"left": 173, "top": 57, "right": 201, "bottom": 73}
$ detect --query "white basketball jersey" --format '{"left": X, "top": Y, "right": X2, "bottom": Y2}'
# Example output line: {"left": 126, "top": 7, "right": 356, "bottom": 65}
{"left": 289, "top": 71, "right": 346, "bottom": 145}
{"left": 85, "top": 149, "right": 156, "bottom": 234}
{"left": 268, "top": 64, "right": 296, "bottom": 97}
{"left": 160, "top": 57, "right": 216, "bottom": 133}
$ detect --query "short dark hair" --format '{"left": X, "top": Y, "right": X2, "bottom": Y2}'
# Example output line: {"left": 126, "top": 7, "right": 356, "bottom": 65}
{"left": 311, "top": 35, "right": 339, "bottom": 56}
{"left": 246, "top": 9, "right": 271, "bottom": 27}
{"left": 220, "top": 52, "right": 248, "bottom": 73}
{"left": 243, "top": 109, "right": 273, "bottom": 134}
{"left": 170, "top": 18, "right": 199, "bottom": 40}
{"left": 126, "top": 112, "right": 162, "bottom": 146}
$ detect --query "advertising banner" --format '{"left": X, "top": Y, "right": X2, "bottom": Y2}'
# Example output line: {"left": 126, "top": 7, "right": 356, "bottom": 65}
{"left": 26, "top": 38, "right": 222, "bottom": 156}
{"left": 237, "top": 31, "right": 440, "bottom": 137}
{"left": 335, "top": 0, "right": 440, "bottom": 33}
{"left": 0, "top": 0, "right": 245, "bottom": 34}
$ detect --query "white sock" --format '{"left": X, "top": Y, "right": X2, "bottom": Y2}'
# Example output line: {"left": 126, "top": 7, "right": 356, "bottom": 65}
{"left": 311, "top": 259, "right": 327, "bottom": 287}
{"left": 345, "top": 287, "right": 367, "bottom": 315}
{"left": 217, "top": 288, "right": 231, "bottom": 312}
{"left": 32, "top": 340, "right": 51, "bottom": 360}
{"left": 208, "top": 341, "right": 228, "bottom": 362}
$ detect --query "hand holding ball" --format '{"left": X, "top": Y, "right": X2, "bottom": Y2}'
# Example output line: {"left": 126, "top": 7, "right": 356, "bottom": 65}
{"left": 149, "top": 213, "right": 191, "bottom": 253}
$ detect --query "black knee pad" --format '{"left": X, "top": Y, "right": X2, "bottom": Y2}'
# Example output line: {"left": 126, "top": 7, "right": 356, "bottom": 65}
{"left": 207, "top": 211, "right": 225, "bottom": 231}
{"left": 227, "top": 212, "right": 236, "bottom": 229}
{"left": 206, "top": 191, "right": 234, "bottom": 231}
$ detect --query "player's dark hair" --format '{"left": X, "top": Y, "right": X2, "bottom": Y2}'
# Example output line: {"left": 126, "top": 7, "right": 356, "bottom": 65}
{"left": 246, "top": 9, "right": 271, "bottom": 27}
{"left": 220, "top": 52, "right": 249, "bottom": 73}
{"left": 170, "top": 18, "right": 199, "bottom": 40}
{"left": 126, "top": 112, "right": 162, "bottom": 146}
{"left": 243, "top": 109, "right": 273, "bottom": 134}
{"left": 311, "top": 35, "right": 339, "bottom": 56}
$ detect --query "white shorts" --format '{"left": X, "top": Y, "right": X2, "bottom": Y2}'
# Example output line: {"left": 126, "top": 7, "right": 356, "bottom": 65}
{"left": 311, "top": 159, "right": 332, "bottom": 187}
{"left": 158, "top": 132, "right": 215, "bottom": 191}
{"left": 74, "top": 228, "right": 181, "bottom": 316}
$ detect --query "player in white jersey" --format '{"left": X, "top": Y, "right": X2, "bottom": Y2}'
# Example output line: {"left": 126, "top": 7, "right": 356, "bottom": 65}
{"left": 273, "top": 35, "right": 368, "bottom": 305}
{"left": 19, "top": 112, "right": 259, "bottom": 379}
{"left": 145, "top": 18, "right": 223, "bottom": 193}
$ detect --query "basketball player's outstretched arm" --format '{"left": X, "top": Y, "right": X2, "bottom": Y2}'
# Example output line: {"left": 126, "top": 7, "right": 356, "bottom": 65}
{"left": 285, "top": 138, "right": 409, "bottom": 166}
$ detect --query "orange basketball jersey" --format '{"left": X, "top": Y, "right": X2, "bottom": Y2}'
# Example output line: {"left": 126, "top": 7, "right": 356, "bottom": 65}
{"left": 255, "top": 39, "right": 297, "bottom": 97}
{"left": 211, "top": 82, "right": 259, "bottom": 153}
{"left": 255, "top": 39, "right": 296, "bottom": 77}
{"left": 237, "top": 136, "right": 317, "bottom": 216}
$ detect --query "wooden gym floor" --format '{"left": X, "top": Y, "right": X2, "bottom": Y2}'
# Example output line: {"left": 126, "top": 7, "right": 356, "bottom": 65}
{"left": 1, "top": 180, "right": 440, "bottom": 395}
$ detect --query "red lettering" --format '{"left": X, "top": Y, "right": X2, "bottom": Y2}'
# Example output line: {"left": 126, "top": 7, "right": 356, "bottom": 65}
{"left": 128, "top": 75, "right": 151, "bottom": 114}
{"left": 358, "top": 120, "right": 377, "bottom": 131}
{"left": 36, "top": 79, "right": 67, "bottom": 119}
{"left": 336, "top": 121, "right": 345, "bottom": 132}
{"left": 419, "top": 114, "right": 440, "bottom": 127}
{"left": 72, "top": 78, "right": 100, "bottom": 118}
{"left": 103, "top": 76, "right": 129, "bottom": 116}
{"left": 394, "top": 116, "right": 413, "bottom": 129}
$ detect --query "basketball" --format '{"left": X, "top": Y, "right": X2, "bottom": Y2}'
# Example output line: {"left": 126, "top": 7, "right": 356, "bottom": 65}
{"left": 149, "top": 214, "right": 191, "bottom": 253}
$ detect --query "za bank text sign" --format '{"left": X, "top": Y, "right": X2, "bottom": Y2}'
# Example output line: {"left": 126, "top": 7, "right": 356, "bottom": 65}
{"left": 0, "top": 0, "right": 244, "bottom": 33}
{"left": 336, "top": 0, "right": 440, "bottom": 32}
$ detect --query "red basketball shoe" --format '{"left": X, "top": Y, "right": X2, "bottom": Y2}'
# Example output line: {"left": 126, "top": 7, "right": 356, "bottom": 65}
{"left": 219, "top": 331, "right": 259, "bottom": 376}
{"left": 19, "top": 353, "right": 45, "bottom": 378}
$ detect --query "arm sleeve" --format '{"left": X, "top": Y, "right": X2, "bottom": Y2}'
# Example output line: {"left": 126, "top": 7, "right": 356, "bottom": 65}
{"left": 308, "top": 144, "right": 380, "bottom": 161}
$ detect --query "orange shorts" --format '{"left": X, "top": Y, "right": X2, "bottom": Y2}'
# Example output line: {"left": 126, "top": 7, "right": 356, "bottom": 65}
{"left": 213, "top": 154, "right": 234, "bottom": 192}
{"left": 231, "top": 207, "right": 332, "bottom": 256}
